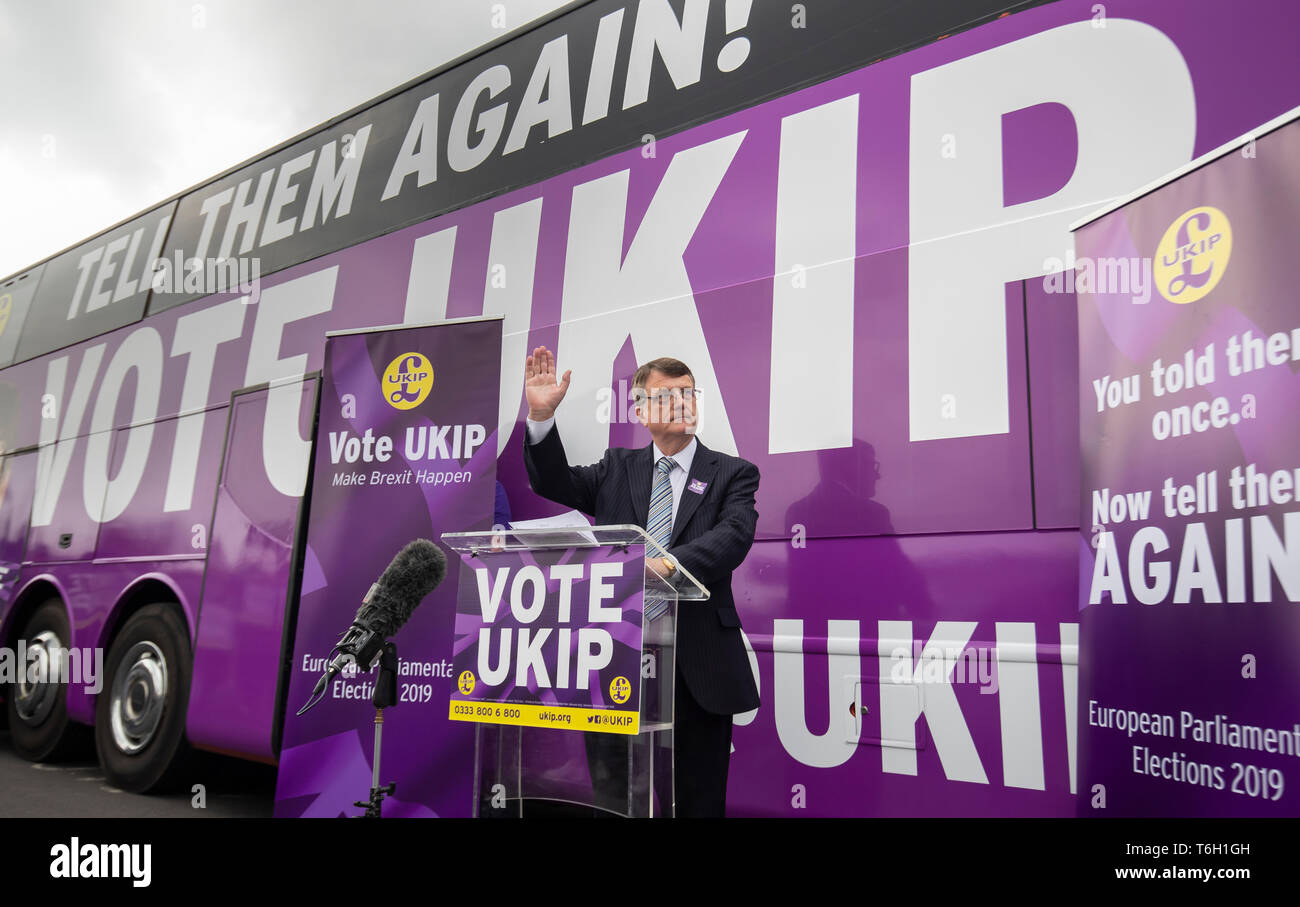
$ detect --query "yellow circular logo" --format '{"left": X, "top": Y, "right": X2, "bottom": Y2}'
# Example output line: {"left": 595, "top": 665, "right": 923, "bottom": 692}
{"left": 382, "top": 352, "right": 434, "bottom": 410}
{"left": 458, "top": 671, "right": 476, "bottom": 695}
{"left": 609, "top": 675, "right": 632, "bottom": 704}
{"left": 1154, "top": 206, "right": 1232, "bottom": 304}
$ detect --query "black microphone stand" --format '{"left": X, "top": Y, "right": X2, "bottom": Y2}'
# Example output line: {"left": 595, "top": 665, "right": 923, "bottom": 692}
{"left": 354, "top": 643, "right": 399, "bottom": 817}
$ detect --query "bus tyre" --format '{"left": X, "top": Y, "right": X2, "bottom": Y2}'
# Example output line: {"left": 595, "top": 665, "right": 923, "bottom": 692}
{"left": 5, "top": 599, "right": 91, "bottom": 761}
{"left": 94, "top": 604, "right": 193, "bottom": 793}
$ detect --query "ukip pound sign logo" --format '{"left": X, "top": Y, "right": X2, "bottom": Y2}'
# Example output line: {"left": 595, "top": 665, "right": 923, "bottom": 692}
{"left": 609, "top": 675, "right": 632, "bottom": 704}
{"left": 1155, "top": 206, "right": 1233, "bottom": 304}
{"left": 382, "top": 352, "right": 434, "bottom": 410}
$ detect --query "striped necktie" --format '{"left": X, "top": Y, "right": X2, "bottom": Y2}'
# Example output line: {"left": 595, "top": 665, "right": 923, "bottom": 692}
{"left": 644, "top": 456, "right": 675, "bottom": 620}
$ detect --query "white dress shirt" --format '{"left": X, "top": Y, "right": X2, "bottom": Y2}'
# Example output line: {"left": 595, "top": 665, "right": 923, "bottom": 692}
{"left": 525, "top": 417, "right": 698, "bottom": 523}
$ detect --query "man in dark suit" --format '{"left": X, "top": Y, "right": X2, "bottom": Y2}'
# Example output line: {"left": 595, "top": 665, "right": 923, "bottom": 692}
{"left": 521, "top": 346, "right": 760, "bottom": 817}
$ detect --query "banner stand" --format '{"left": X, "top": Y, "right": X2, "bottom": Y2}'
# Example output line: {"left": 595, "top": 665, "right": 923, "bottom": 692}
{"left": 275, "top": 316, "right": 502, "bottom": 818}
{"left": 1071, "top": 107, "right": 1300, "bottom": 817}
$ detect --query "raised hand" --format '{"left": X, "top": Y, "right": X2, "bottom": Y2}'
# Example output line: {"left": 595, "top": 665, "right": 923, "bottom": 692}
{"left": 524, "top": 345, "right": 571, "bottom": 421}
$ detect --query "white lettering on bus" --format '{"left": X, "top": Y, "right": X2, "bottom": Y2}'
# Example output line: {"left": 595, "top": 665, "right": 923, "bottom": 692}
{"left": 243, "top": 268, "right": 338, "bottom": 498}
{"left": 768, "top": 619, "right": 1073, "bottom": 790}
{"left": 33, "top": 346, "right": 105, "bottom": 527}
{"left": 65, "top": 214, "right": 171, "bottom": 320}
{"left": 165, "top": 298, "right": 248, "bottom": 512}
{"left": 555, "top": 131, "right": 745, "bottom": 464}
{"left": 907, "top": 21, "right": 1194, "bottom": 442}
{"left": 192, "top": 128, "right": 372, "bottom": 261}
{"left": 770, "top": 94, "right": 858, "bottom": 454}
{"left": 83, "top": 328, "right": 163, "bottom": 524}
{"left": 503, "top": 34, "right": 573, "bottom": 155}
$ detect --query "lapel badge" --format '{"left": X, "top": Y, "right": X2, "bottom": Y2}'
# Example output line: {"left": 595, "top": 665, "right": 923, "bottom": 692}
{"left": 688, "top": 478, "right": 707, "bottom": 495}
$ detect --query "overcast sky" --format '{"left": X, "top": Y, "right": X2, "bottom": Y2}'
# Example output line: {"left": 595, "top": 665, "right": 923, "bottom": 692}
{"left": 0, "top": 0, "right": 574, "bottom": 279}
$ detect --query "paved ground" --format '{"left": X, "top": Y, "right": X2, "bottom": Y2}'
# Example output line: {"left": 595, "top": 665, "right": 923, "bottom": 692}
{"left": 0, "top": 729, "right": 277, "bottom": 818}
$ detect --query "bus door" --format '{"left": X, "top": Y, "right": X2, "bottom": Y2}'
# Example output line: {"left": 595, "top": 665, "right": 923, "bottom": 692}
{"left": 0, "top": 448, "right": 37, "bottom": 619}
{"left": 186, "top": 376, "right": 320, "bottom": 761}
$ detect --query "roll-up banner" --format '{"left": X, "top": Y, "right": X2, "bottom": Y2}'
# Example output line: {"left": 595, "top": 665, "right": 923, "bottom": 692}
{"left": 274, "top": 316, "right": 501, "bottom": 818}
{"left": 1074, "top": 113, "right": 1300, "bottom": 816}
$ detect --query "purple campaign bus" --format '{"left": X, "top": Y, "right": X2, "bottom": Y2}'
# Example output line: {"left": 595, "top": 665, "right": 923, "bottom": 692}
{"left": 1, "top": 0, "right": 1297, "bottom": 811}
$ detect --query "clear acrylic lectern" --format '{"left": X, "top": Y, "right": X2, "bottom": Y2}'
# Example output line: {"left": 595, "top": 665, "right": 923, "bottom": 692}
{"left": 441, "top": 525, "right": 709, "bottom": 818}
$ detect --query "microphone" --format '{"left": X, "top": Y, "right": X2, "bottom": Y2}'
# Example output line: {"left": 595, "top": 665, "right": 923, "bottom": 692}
{"left": 298, "top": 539, "right": 447, "bottom": 714}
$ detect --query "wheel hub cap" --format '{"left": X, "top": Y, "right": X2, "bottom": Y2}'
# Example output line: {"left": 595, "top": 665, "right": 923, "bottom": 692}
{"left": 14, "top": 630, "right": 65, "bottom": 725}
{"left": 109, "top": 641, "right": 168, "bottom": 754}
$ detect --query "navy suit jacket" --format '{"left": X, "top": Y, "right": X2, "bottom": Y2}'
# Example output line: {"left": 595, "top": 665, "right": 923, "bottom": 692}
{"left": 523, "top": 424, "right": 762, "bottom": 715}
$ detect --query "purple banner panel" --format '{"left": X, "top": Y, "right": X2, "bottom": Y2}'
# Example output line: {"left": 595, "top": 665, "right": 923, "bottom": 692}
{"left": 449, "top": 544, "right": 644, "bottom": 735}
{"left": 274, "top": 317, "right": 501, "bottom": 818}
{"left": 1075, "top": 116, "right": 1300, "bottom": 816}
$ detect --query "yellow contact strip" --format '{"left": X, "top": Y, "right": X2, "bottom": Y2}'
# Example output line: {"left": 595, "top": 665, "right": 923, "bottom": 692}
{"left": 448, "top": 700, "right": 639, "bottom": 735}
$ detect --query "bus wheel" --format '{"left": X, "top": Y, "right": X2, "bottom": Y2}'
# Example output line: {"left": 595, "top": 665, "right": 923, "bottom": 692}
{"left": 94, "top": 604, "right": 192, "bottom": 793}
{"left": 5, "top": 599, "right": 90, "bottom": 760}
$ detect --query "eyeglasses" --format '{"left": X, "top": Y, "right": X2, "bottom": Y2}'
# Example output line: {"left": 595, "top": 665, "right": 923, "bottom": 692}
{"left": 642, "top": 388, "right": 702, "bottom": 404}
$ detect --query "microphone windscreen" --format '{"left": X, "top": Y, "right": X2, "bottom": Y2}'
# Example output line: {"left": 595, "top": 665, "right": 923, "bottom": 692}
{"left": 371, "top": 539, "right": 447, "bottom": 633}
